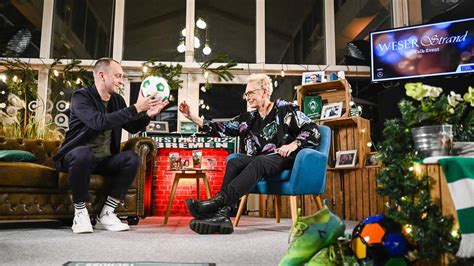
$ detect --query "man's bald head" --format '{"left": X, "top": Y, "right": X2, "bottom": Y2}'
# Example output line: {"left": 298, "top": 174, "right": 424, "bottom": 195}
{"left": 93, "top": 57, "right": 120, "bottom": 78}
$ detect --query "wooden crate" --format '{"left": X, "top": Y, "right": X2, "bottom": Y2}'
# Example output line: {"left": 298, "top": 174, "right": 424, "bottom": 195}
{"left": 322, "top": 168, "right": 387, "bottom": 221}
{"left": 419, "top": 164, "right": 458, "bottom": 222}
{"left": 259, "top": 164, "right": 457, "bottom": 232}
{"left": 321, "top": 117, "right": 371, "bottom": 169}
{"left": 260, "top": 168, "right": 386, "bottom": 221}
{"left": 296, "top": 79, "right": 352, "bottom": 118}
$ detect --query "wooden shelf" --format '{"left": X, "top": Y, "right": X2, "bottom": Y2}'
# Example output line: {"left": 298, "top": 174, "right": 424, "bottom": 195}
{"left": 327, "top": 166, "right": 361, "bottom": 171}
{"left": 297, "top": 79, "right": 350, "bottom": 95}
{"left": 317, "top": 116, "right": 364, "bottom": 127}
{"left": 296, "top": 79, "right": 371, "bottom": 170}
{"left": 296, "top": 79, "right": 352, "bottom": 118}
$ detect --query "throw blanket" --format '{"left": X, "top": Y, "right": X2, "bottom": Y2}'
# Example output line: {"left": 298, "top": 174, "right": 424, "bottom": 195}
{"left": 438, "top": 157, "right": 474, "bottom": 258}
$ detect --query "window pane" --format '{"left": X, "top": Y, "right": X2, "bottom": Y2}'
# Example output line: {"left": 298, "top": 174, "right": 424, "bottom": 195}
{"left": 195, "top": 0, "right": 255, "bottom": 62}
{"left": 199, "top": 84, "right": 246, "bottom": 120}
{"left": 48, "top": 71, "right": 93, "bottom": 136}
{"left": 123, "top": 0, "right": 186, "bottom": 61}
{"left": 0, "top": 0, "right": 43, "bottom": 57}
{"left": 335, "top": 0, "right": 392, "bottom": 65}
{"left": 421, "top": 0, "right": 466, "bottom": 24}
{"left": 52, "top": 0, "right": 114, "bottom": 59}
{"left": 266, "top": 0, "right": 325, "bottom": 64}
{"left": 270, "top": 76, "right": 300, "bottom": 103}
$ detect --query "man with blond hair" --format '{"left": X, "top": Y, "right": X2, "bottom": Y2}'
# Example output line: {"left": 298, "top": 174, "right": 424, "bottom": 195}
{"left": 179, "top": 73, "right": 320, "bottom": 234}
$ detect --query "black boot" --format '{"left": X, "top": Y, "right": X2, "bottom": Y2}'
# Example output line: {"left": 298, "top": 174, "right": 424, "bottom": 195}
{"left": 189, "top": 206, "right": 234, "bottom": 234}
{"left": 185, "top": 193, "right": 226, "bottom": 219}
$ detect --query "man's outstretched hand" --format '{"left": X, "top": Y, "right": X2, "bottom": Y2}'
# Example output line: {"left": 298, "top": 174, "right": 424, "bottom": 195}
{"left": 146, "top": 98, "right": 170, "bottom": 118}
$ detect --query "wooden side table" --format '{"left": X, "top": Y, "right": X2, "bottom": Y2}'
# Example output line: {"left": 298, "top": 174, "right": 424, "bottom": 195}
{"left": 163, "top": 168, "right": 220, "bottom": 224}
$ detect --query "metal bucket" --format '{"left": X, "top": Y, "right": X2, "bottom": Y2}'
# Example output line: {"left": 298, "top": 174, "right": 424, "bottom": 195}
{"left": 411, "top": 125, "right": 453, "bottom": 157}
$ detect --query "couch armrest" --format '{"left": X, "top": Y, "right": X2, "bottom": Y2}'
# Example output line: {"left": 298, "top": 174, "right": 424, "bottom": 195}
{"left": 121, "top": 137, "right": 157, "bottom": 218}
{"left": 121, "top": 137, "right": 157, "bottom": 162}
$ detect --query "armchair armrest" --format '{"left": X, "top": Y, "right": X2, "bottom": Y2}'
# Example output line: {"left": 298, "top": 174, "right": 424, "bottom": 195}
{"left": 288, "top": 148, "right": 328, "bottom": 195}
{"left": 226, "top": 153, "right": 245, "bottom": 163}
{"left": 121, "top": 137, "right": 157, "bottom": 162}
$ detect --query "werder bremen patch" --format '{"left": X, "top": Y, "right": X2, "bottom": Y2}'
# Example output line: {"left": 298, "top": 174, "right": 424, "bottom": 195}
{"left": 262, "top": 121, "right": 278, "bottom": 140}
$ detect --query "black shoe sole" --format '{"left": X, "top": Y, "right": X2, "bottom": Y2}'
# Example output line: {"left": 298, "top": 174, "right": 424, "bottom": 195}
{"left": 189, "top": 219, "right": 234, "bottom": 234}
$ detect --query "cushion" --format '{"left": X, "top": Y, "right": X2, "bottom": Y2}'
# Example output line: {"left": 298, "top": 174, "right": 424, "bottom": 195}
{"left": 0, "top": 150, "right": 38, "bottom": 162}
{"left": 0, "top": 162, "right": 58, "bottom": 188}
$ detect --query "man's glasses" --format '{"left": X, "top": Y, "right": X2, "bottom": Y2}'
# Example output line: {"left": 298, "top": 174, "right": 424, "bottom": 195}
{"left": 242, "top": 88, "right": 262, "bottom": 99}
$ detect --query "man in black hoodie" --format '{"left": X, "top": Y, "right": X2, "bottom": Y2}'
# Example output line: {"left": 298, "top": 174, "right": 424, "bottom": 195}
{"left": 53, "top": 58, "right": 168, "bottom": 234}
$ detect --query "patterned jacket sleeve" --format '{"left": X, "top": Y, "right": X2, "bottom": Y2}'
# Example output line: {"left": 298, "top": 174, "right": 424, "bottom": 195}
{"left": 286, "top": 102, "right": 321, "bottom": 148}
{"left": 201, "top": 113, "right": 249, "bottom": 138}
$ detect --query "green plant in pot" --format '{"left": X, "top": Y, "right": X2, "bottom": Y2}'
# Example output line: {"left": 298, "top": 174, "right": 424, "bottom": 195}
{"left": 401, "top": 83, "right": 473, "bottom": 157}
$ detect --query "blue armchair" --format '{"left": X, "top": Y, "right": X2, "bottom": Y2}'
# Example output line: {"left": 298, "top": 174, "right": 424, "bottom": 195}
{"left": 230, "top": 125, "right": 331, "bottom": 226}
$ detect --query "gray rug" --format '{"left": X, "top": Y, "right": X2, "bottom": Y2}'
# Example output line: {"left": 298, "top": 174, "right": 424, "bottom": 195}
{"left": 64, "top": 262, "right": 215, "bottom": 266}
{"left": 0, "top": 216, "right": 356, "bottom": 266}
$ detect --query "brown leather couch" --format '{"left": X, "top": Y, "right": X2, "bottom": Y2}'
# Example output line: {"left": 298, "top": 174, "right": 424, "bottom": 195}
{"left": 0, "top": 136, "right": 156, "bottom": 225}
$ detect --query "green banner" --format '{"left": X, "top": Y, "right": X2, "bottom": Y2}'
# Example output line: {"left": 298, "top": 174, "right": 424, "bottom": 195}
{"left": 145, "top": 133, "right": 238, "bottom": 153}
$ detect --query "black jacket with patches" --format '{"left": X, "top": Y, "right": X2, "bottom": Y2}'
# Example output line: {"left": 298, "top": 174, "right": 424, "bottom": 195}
{"left": 201, "top": 99, "right": 320, "bottom": 156}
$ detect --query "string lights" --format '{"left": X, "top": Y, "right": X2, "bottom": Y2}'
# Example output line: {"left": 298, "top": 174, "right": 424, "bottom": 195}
{"left": 177, "top": 18, "right": 211, "bottom": 55}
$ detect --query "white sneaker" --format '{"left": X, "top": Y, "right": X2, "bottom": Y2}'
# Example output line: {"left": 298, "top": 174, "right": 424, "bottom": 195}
{"left": 72, "top": 211, "right": 93, "bottom": 234}
{"left": 95, "top": 211, "right": 130, "bottom": 232}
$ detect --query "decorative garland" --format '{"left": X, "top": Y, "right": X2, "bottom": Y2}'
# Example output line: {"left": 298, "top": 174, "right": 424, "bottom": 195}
{"left": 142, "top": 59, "right": 183, "bottom": 91}
{"left": 200, "top": 52, "right": 237, "bottom": 90}
{"left": 0, "top": 57, "right": 92, "bottom": 140}
{"left": 49, "top": 58, "right": 92, "bottom": 90}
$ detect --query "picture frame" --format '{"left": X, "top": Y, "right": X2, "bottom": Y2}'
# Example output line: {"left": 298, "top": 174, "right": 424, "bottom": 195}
{"left": 303, "top": 95, "right": 322, "bottom": 120}
{"left": 335, "top": 150, "right": 357, "bottom": 168}
{"left": 320, "top": 102, "right": 343, "bottom": 120}
{"left": 301, "top": 71, "right": 325, "bottom": 85}
{"left": 146, "top": 121, "right": 169, "bottom": 133}
{"left": 365, "top": 152, "right": 381, "bottom": 168}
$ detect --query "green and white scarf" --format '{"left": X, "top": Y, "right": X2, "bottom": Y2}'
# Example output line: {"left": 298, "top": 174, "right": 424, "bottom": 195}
{"left": 439, "top": 157, "right": 474, "bottom": 258}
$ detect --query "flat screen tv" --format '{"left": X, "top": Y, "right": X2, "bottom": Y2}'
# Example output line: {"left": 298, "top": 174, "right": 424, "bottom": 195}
{"left": 370, "top": 18, "right": 474, "bottom": 82}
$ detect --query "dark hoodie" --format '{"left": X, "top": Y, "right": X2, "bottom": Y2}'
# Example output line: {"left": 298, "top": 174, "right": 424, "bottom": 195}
{"left": 53, "top": 84, "right": 150, "bottom": 163}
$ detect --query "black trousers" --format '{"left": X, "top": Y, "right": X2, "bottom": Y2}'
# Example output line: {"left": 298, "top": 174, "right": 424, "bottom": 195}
{"left": 56, "top": 146, "right": 139, "bottom": 204}
{"left": 220, "top": 154, "right": 295, "bottom": 205}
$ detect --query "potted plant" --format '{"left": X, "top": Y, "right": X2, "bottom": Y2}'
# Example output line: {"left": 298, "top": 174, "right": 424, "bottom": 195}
{"left": 400, "top": 83, "right": 473, "bottom": 157}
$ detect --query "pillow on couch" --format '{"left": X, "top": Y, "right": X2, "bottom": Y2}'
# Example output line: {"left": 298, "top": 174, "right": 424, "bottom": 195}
{"left": 0, "top": 150, "right": 38, "bottom": 162}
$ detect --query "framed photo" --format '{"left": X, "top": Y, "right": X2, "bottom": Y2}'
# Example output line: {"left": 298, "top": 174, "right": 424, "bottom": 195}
{"left": 335, "top": 150, "right": 357, "bottom": 168}
{"left": 365, "top": 152, "right": 381, "bottom": 168}
{"left": 320, "top": 102, "right": 343, "bottom": 120}
{"left": 146, "top": 121, "right": 169, "bottom": 133}
{"left": 301, "top": 71, "right": 325, "bottom": 85}
{"left": 303, "top": 96, "right": 322, "bottom": 120}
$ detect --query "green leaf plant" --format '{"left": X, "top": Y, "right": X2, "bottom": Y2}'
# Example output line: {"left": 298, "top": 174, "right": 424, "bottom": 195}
{"left": 375, "top": 82, "right": 474, "bottom": 263}
{"left": 0, "top": 57, "right": 93, "bottom": 140}
{"left": 141, "top": 59, "right": 183, "bottom": 91}
{"left": 200, "top": 52, "right": 237, "bottom": 90}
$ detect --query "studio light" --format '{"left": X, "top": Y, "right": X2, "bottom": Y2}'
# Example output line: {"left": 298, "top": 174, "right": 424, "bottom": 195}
{"left": 194, "top": 36, "right": 201, "bottom": 49}
{"left": 203, "top": 44, "right": 212, "bottom": 55}
{"left": 196, "top": 18, "right": 207, "bottom": 29}
{"left": 177, "top": 39, "right": 185, "bottom": 53}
